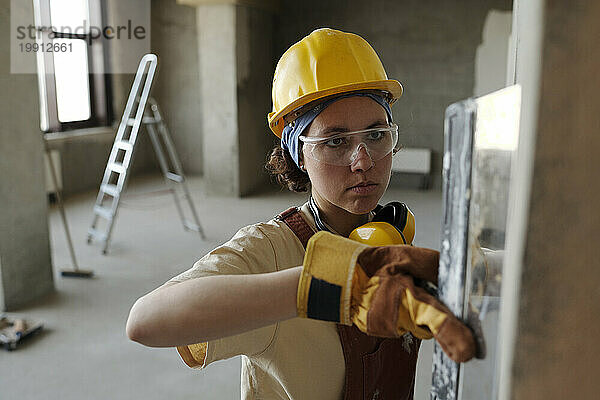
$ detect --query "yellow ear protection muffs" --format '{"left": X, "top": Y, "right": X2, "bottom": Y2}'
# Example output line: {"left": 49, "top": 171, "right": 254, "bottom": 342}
{"left": 307, "top": 197, "right": 415, "bottom": 246}
{"left": 349, "top": 202, "right": 416, "bottom": 246}
{"left": 350, "top": 202, "right": 438, "bottom": 298}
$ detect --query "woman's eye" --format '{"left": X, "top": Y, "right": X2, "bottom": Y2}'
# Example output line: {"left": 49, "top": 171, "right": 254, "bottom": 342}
{"left": 325, "top": 137, "right": 346, "bottom": 147}
{"left": 368, "top": 130, "right": 386, "bottom": 140}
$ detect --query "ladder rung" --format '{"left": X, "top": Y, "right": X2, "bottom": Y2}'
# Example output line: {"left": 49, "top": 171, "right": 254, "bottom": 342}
{"left": 94, "top": 205, "right": 114, "bottom": 220}
{"left": 108, "top": 162, "right": 126, "bottom": 174}
{"left": 115, "top": 140, "right": 133, "bottom": 152}
{"left": 142, "top": 116, "right": 157, "bottom": 124}
{"left": 166, "top": 172, "right": 183, "bottom": 183}
{"left": 87, "top": 228, "right": 107, "bottom": 242}
{"left": 127, "top": 117, "right": 157, "bottom": 126}
{"left": 100, "top": 183, "right": 119, "bottom": 197}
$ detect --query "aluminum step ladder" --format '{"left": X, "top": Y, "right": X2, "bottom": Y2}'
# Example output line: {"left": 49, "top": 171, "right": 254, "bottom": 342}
{"left": 87, "top": 54, "right": 205, "bottom": 254}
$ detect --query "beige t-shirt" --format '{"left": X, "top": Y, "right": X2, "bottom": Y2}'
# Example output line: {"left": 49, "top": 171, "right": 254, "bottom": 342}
{"left": 168, "top": 204, "right": 346, "bottom": 400}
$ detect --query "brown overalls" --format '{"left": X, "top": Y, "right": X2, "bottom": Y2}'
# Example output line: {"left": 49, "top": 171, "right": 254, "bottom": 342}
{"left": 276, "top": 207, "right": 421, "bottom": 400}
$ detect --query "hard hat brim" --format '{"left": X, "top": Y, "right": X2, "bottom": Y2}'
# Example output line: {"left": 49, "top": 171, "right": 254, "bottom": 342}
{"left": 268, "top": 79, "right": 403, "bottom": 138}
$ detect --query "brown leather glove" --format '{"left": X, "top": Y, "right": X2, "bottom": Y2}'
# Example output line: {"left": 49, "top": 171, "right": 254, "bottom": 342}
{"left": 352, "top": 246, "right": 476, "bottom": 362}
{"left": 297, "top": 231, "right": 476, "bottom": 363}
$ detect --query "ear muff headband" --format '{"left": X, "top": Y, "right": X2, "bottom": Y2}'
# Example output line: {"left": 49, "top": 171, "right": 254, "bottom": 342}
{"left": 372, "top": 202, "right": 410, "bottom": 243}
{"left": 309, "top": 197, "right": 413, "bottom": 244}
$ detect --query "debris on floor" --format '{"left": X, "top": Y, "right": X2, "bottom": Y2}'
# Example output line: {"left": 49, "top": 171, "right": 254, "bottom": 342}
{"left": 0, "top": 315, "right": 43, "bottom": 351}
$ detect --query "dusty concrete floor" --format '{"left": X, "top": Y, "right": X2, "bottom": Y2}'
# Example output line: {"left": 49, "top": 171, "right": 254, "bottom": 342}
{"left": 0, "top": 174, "right": 442, "bottom": 400}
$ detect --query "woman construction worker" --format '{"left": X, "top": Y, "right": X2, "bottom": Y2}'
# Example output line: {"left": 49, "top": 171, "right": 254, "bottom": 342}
{"left": 126, "top": 28, "right": 476, "bottom": 399}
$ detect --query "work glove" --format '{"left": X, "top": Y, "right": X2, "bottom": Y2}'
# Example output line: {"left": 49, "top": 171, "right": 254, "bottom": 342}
{"left": 297, "top": 231, "right": 476, "bottom": 363}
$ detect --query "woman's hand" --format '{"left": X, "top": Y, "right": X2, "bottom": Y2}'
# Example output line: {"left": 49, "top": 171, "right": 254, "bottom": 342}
{"left": 297, "top": 231, "right": 477, "bottom": 363}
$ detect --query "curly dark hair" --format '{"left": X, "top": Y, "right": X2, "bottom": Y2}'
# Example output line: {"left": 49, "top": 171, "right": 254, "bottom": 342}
{"left": 265, "top": 146, "right": 310, "bottom": 193}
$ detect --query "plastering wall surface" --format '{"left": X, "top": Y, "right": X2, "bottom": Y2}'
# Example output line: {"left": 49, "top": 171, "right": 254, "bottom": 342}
{"left": 151, "top": 0, "right": 203, "bottom": 175}
{"left": 0, "top": 0, "right": 54, "bottom": 310}
{"left": 274, "top": 0, "right": 512, "bottom": 189}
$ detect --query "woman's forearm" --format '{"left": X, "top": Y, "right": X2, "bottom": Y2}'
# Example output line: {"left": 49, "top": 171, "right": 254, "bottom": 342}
{"left": 126, "top": 266, "right": 302, "bottom": 347}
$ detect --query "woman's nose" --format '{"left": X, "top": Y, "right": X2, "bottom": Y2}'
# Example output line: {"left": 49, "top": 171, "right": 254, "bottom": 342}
{"left": 350, "top": 144, "right": 374, "bottom": 172}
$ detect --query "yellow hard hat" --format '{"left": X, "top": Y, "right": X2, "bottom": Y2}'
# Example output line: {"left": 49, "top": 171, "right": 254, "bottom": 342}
{"left": 268, "top": 28, "right": 403, "bottom": 138}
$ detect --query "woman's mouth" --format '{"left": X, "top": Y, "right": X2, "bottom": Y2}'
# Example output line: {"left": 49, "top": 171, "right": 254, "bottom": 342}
{"left": 348, "top": 182, "right": 378, "bottom": 194}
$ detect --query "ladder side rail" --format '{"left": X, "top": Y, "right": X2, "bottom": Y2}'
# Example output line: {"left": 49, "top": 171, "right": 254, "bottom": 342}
{"left": 89, "top": 151, "right": 120, "bottom": 236}
{"left": 157, "top": 116, "right": 205, "bottom": 236}
{"left": 101, "top": 121, "right": 146, "bottom": 254}
{"left": 100, "top": 192, "right": 120, "bottom": 254}
{"left": 178, "top": 180, "right": 204, "bottom": 236}
{"left": 129, "top": 58, "right": 158, "bottom": 133}
{"left": 148, "top": 99, "right": 186, "bottom": 177}
{"left": 112, "top": 56, "right": 153, "bottom": 145}
{"left": 147, "top": 99, "right": 205, "bottom": 237}
{"left": 145, "top": 121, "right": 172, "bottom": 178}
{"left": 145, "top": 122, "right": 189, "bottom": 230}
{"left": 150, "top": 101, "right": 205, "bottom": 237}
{"left": 144, "top": 103, "right": 190, "bottom": 229}
{"left": 122, "top": 60, "right": 157, "bottom": 174}
{"left": 89, "top": 152, "right": 125, "bottom": 250}
{"left": 88, "top": 186, "right": 104, "bottom": 238}
{"left": 118, "top": 55, "right": 155, "bottom": 128}
{"left": 121, "top": 56, "right": 158, "bottom": 158}
{"left": 110, "top": 55, "right": 158, "bottom": 211}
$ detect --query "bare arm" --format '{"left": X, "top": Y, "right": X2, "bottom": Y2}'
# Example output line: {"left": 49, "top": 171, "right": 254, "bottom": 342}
{"left": 126, "top": 266, "right": 302, "bottom": 347}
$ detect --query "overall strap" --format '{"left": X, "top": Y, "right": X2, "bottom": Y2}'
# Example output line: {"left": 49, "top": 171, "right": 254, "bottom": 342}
{"left": 275, "top": 207, "right": 316, "bottom": 248}
{"left": 275, "top": 206, "right": 419, "bottom": 400}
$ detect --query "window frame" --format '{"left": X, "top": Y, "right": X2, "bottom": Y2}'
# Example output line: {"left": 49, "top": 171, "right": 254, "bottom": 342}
{"left": 33, "top": 0, "right": 113, "bottom": 133}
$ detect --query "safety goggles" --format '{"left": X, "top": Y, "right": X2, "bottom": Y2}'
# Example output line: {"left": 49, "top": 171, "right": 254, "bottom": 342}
{"left": 298, "top": 123, "right": 399, "bottom": 166}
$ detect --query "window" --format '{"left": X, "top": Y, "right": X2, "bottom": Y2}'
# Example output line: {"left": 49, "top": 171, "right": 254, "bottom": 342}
{"left": 33, "top": 0, "right": 112, "bottom": 132}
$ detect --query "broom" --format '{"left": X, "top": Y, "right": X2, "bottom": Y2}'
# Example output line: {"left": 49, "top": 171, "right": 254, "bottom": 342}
{"left": 45, "top": 147, "right": 94, "bottom": 278}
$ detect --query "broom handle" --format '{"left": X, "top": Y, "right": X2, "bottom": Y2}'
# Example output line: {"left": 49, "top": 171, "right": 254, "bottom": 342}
{"left": 45, "top": 146, "right": 80, "bottom": 271}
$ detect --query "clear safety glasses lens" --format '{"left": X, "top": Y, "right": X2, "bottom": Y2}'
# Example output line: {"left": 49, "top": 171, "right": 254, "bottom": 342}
{"left": 299, "top": 124, "right": 399, "bottom": 166}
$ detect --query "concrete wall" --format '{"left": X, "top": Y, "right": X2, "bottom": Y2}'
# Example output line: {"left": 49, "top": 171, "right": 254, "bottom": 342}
{"left": 197, "top": 4, "right": 239, "bottom": 196}
{"left": 151, "top": 0, "right": 203, "bottom": 175}
{"left": 274, "top": 0, "right": 513, "bottom": 189}
{"left": 236, "top": 5, "right": 275, "bottom": 196}
{"left": 502, "top": 0, "right": 600, "bottom": 398}
{"left": 0, "top": 0, "right": 54, "bottom": 310}
{"left": 191, "top": 1, "right": 275, "bottom": 197}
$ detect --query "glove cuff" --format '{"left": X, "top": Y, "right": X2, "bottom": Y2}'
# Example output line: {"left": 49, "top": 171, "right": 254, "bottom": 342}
{"left": 298, "top": 231, "right": 369, "bottom": 324}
